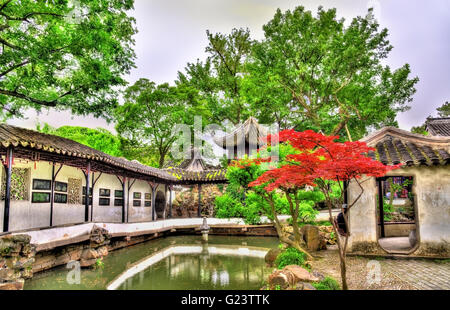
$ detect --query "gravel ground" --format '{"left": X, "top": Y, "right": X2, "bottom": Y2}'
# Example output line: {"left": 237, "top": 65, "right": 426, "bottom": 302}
{"left": 309, "top": 246, "right": 416, "bottom": 290}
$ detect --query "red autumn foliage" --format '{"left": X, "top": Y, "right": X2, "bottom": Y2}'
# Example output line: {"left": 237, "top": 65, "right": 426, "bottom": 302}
{"left": 249, "top": 129, "right": 401, "bottom": 192}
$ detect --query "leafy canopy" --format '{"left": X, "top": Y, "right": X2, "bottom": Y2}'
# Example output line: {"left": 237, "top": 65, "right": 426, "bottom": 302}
{"left": 177, "top": 28, "right": 253, "bottom": 125}
{"left": 114, "top": 78, "right": 196, "bottom": 168}
{"left": 0, "top": 0, "right": 136, "bottom": 120}
{"left": 243, "top": 6, "right": 418, "bottom": 140}
{"left": 36, "top": 123, "right": 123, "bottom": 157}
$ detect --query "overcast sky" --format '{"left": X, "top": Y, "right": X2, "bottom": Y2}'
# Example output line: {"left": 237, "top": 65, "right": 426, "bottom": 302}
{"left": 7, "top": 0, "right": 450, "bottom": 133}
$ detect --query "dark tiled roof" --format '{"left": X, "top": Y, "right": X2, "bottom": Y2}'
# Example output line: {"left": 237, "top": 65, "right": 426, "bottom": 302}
{"left": 426, "top": 118, "right": 450, "bottom": 136}
{"left": 0, "top": 123, "right": 190, "bottom": 183}
{"left": 164, "top": 168, "right": 227, "bottom": 184}
{"left": 213, "top": 117, "right": 268, "bottom": 148}
{"left": 361, "top": 127, "right": 450, "bottom": 167}
{"left": 175, "top": 148, "right": 219, "bottom": 171}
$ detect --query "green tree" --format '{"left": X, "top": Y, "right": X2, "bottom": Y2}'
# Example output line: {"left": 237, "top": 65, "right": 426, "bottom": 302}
{"left": 114, "top": 78, "right": 193, "bottom": 168}
{"left": 436, "top": 101, "right": 450, "bottom": 117}
{"left": 177, "top": 28, "right": 253, "bottom": 125}
{"left": 410, "top": 101, "right": 450, "bottom": 135}
{"left": 244, "top": 6, "right": 418, "bottom": 140}
{"left": 0, "top": 0, "right": 136, "bottom": 120}
{"left": 36, "top": 123, "right": 123, "bottom": 157}
{"left": 410, "top": 124, "right": 428, "bottom": 135}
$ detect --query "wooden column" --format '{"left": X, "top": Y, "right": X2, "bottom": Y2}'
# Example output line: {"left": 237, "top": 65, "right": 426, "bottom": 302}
{"left": 122, "top": 177, "right": 126, "bottom": 223}
{"left": 151, "top": 184, "right": 156, "bottom": 221}
{"left": 197, "top": 184, "right": 202, "bottom": 217}
{"left": 2, "top": 147, "right": 13, "bottom": 232}
{"left": 378, "top": 179, "right": 385, "bottom": 238}
{"left": 84, "top": 161, "right": 91, "bottom": 222}
{"left": 49, "top": 163, "right": 62, "bottom": 227}
{"left": 127, "top": 178, "right": 136, "bottom": 223}
{"left": 168, "top": 185, "right": 173, "bottom": 218}
{"left": 90, "top": 172, "right": 102, "bottom": 222}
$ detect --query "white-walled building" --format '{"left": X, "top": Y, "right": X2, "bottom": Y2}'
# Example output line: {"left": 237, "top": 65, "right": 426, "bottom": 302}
{"left": 0, "top": 124, "right": 227, "bottom": 233}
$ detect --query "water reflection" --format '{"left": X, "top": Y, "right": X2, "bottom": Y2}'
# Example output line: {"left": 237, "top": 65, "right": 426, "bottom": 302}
{"left": 24, "top": 236, "right": 278, "bottom": 290}
{"left": 110, "top": 244, "right": 270, "bottom": 290}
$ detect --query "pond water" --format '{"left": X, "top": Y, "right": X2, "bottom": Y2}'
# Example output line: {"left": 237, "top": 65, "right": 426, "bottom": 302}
{"left": 24, "top": 235, "right": 279, "bottom": 290}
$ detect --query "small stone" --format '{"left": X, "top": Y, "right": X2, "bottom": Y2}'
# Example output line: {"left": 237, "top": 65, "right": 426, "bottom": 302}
{"left": 301, "top": 225, "right": 321, "bottom": 251}
{"left": 80, "top": 258, "right": 97, "bottom": 267}
{"left": 81, "top": 249, "right": 99, "bottom": 260}
{"left": 302, "top": 282, "right": 317, "bottom": 290}
{"left": 282, "top": 265, "right": 320, "bottom": 283}
{"left": 0, "top": 279, "right": 24, "bottom": 290}
{"left": 265, "top": 248, "right": 282, "bottom": 267}
{"left": 0, "top": 268, "right": 15, "bottom": 280}
{"left": 97, "top": 246, "right": 108, "bottom": 257}
{"left": 268, "top": 270, "right": 293, "bottom": 289}
{"left": 69, "top": 249, "right": 82, "bottom": 261}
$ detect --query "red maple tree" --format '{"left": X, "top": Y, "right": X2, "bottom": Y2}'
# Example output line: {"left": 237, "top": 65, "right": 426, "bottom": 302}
{"left": 249, "top": 129, "right": 400, "bottom": 289}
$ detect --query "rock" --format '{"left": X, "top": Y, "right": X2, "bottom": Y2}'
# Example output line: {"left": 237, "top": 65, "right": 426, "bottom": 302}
{"left": 97, "top": 246, "right": 108, "bottom": 257}
{"left": 301, "top": 225, "right": 321, "bottom": 251}
{"left": 311, "top": 270, "right": 325, "bottom": 281}
{"left": 0, "top": 279, "right": 24, "bottom": 290}
{"left": 81, "top": 248, "right": 99, "bottom": 260}
{"left": 21, "top": 268, "right": 33, "bottom": 279}
{"left": 172, "top": 185, "right": 221, "bottom": 218}
{"left": 90, "top": 225, "right": 111, "bottom": 247}
{"left": 268, "top": 270, "right": 294, "bottom": 289}
{"left": 80, "top": 258, "right": 97, "bottom": 267}
{"left": 265, "top": 248, "right": 282, "bottom": 266}
{"left": 282, "top": 265, "right": 320, "bottom": 283}
{"left": 54, "top": 253, "right": 70, "bottom": 266}
{"left": 302, "top": 282, "right": 317, "bottom": 290}
{"left": 14, "top": 257, "right": 34, "bottom": 269}
{"left": 68, "top": 249, "right": 82, "bottom": 261}
{"left": 0, "top": 267, "right": 16, "bottom": 280}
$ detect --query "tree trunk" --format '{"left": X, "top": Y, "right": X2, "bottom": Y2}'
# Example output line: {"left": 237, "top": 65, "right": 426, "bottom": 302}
{"left": 339, "top": 254, "right": 348, "bottom": 290}
{"left": 267, "top": 195, "right": 313, "bottom": 260}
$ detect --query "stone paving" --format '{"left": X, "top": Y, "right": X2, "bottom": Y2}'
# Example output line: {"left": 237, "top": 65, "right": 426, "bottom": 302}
{"left": 381, "top": 258, "right": 450, "bottom": 290}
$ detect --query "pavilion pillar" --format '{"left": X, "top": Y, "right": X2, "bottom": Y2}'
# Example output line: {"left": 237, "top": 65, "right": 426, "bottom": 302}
{"left": 50, "top": 163, "right": 62, "bottom": 227}
{"left": 122, "top": 177, "right": 126, "bottom": 223}
{"left": 151, "top": 183, "right": 156, "bottom": 221}
{"left": 197, "top": 184, "right": 202, "bottom": 217}
{"left": 127, "top": 178, "right": 136, "bottom": 223}
{"left": 377, "top": 179, "right": 385, "bottom": 238}
{"left": 168, "top": 185, "right": 173, "bottom": 218}
{"left": 2, "top": 147, "right": 13, "bottom": 232}
{"left": 84, "top": 161, "right": 91, "bottom": 222}
{"left": 90, "top": 172, "right": 102, "bottom": 222}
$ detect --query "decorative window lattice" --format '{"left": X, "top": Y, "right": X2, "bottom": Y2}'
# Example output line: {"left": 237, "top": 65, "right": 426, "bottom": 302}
{"left": 68, "top": 178, "right": 82, "bottom": 205}
{"left": 1, "top": 168, "right": 30, "bottom": 201}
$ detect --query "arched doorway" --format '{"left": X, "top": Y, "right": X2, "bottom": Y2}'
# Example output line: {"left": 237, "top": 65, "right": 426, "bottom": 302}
{"left": 376, "top": 176, "right": 419, "bottom": 254}
{"left": 155, "top": 190, "right": 166, "bottom": 219}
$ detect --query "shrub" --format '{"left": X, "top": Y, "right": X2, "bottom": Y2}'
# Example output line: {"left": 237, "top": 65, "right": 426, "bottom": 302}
{"left": 274, "top": 247, "right": 307, "bottom": 269}
{"left": 383, "top": 201, "right": 394, "bottom": 221}
{"left": 215, "top": 194, "right": 244, "bottom": 218}
{"left": 312, "top": 276, "right": 341, "bottom": 290}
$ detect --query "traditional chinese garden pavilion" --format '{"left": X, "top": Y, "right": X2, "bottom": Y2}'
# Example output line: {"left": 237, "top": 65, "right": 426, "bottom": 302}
{"left": 213, "top": 117, "right": 268, "bottom": 159}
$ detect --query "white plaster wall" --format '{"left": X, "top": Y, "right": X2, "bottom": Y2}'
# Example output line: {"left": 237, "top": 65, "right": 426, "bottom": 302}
{"left": 0, "top": 158, "right": 170, "bottom": 232}
{"left": 348, "top": 166, "right": 450, "bottom": 249}
{"left": 402, "top": 166, "right": 450, "bottom": 243}
{"left": 347, "top": 176, "right": 378, "bottom": 246}
{"left": 91, "top": 172, "right": 124, "bottom": 223}
{"left": 126, "top": 179, "right": 153, "bottom": 223}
